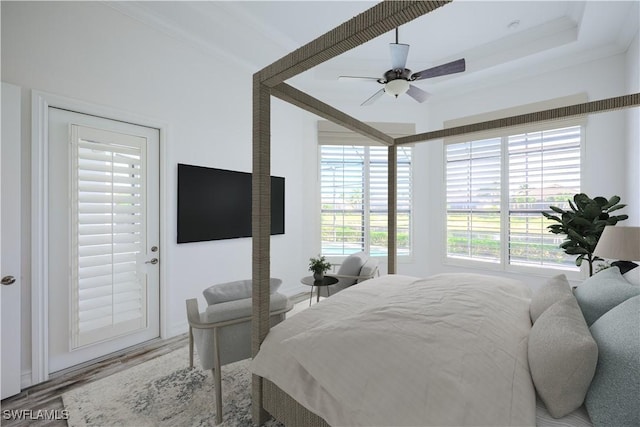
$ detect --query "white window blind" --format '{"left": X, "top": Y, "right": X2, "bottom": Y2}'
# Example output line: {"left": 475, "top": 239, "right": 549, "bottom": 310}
{"left": 320, "top": 145, "right": 412, "bottom": 257}
{"left": 446, "top": 125, "right": 582, "bottom": 269}
{"left": 446, "top": 138, "right": 502, "bottom": 262}
{"left": 508, "top": 126, "right": 581, "bottom": 268}
{"left": 71, "top": 125, "right": 148, "bottom": 348}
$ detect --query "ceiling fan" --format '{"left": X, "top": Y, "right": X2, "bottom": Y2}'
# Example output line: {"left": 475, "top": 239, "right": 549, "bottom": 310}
{"left": 339, "top": 28, "right": 466, "bottom": 106}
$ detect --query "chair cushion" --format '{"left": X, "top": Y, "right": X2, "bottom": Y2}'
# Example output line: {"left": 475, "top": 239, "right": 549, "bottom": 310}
{"left": 357, "top": 258, "right": 379, "bottom": 283}
{"left": 203, "top": 292, "right": 290, "bottom": 324}
{"left": 529, "top": 274, "right": 573, "bottom": 323}
{"left": 337, "top": 252, "right": 368, "bottom": 286}
{"left": 574, "top": 267, "right": 640, "bottom": 326}
{"left": 585, "top": 295, "right": 640, "bottom": 427}
{"left": 528, "top": 295, "right": 598, "bottom": 418}
{"left": 203, "top": 278, "right": 282, "bottom": 305}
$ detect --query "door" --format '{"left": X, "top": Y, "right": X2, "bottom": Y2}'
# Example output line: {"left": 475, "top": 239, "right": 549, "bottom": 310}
{"left": 48, "top": 108, "right": 160, "bottom": 373}
{"left": 1, "top": 82, "right": 22, "bottom": 398}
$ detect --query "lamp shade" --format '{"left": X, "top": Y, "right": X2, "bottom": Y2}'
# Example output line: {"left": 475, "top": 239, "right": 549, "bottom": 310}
{"left": 593, "top": 226, "right": 640, "bottom": 261}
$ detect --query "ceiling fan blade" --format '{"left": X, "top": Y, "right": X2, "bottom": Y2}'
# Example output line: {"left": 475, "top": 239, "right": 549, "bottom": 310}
{"left": 361, "top": 89, "right": 385, "bottom": 106}
{"left": 390, "top": 43, "right": 410, "bottom": 70}
{"left": 406, "top": 85, "right": 430, "bottom": 103}
{"left": 338, "top": 75, "right": 380, "bottom": 82}
{"left": 411, "top": 58, "right": 466, "bottom": 81}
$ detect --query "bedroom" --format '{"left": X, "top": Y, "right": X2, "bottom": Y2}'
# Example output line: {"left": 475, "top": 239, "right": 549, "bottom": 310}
{"left": 1, "top": 0, "right": 639, "bottom": 425}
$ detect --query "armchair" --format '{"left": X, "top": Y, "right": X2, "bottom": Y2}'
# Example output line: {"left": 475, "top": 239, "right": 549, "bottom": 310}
{"left": 319, "top": 252, "right": 379, "bottom": 297}
{"left": 185, "top": 278, "right": 292, "bottom": 424}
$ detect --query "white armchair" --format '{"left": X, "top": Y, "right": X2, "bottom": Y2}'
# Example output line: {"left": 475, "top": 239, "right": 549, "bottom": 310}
{"left": 319, "top": 252, "right": 379, "bottom": 297}
{"left": 185, "top": 278, "right": 292, "bottom": 424}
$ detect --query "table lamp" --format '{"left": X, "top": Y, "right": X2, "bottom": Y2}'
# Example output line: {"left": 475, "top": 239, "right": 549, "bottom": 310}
{"left": 594, "top": 226, "right": 640, "bottom": 273}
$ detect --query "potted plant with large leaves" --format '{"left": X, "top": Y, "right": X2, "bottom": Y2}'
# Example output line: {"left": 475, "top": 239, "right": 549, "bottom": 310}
{"left": 542, "top": 193, "right": 628, "bottom": 276}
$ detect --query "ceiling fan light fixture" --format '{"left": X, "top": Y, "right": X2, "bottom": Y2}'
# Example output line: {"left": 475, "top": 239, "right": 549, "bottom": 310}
{"left": 385, "top": 79, "right": 409, "bottom": 97}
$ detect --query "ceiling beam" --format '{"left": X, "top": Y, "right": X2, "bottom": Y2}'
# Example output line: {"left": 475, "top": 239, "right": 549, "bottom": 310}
{"left": 256, "top": 1, "right": 451, "bottom": 88}
{"left": 271, "top": 83, "right": 394, "bottom": 146}
{"left": 395, "top": 93, "right": 640, "bottom": 145}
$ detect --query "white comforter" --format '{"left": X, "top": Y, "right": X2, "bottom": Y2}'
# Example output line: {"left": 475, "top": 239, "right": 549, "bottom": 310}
{"left": 251, "top": 274, "right": 536, "bottom": 426}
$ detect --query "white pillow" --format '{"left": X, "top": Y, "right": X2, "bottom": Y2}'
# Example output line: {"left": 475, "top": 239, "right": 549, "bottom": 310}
{"left": 623, "top": 268, "right": 640, "bottom": 286}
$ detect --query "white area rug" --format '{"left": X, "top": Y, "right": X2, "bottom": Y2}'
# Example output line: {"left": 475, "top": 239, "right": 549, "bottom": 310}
{"left": 62, "top": 346, "right": 282, "bottom": 427}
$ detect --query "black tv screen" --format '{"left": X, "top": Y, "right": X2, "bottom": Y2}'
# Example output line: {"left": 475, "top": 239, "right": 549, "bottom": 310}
{"left": 177, "top": 164, "right": 285, "bottom": 243}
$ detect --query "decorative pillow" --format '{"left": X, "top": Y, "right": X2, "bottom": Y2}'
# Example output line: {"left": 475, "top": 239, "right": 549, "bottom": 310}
{"left": 585, "top": 295, "right": 640, "bottom": 427}
{"left": 529, "top": 274, "right": 573, "bottom": 323}
{"left": 337, "top": 252, "right": 368, "bottom": 286}
{"left": 623, "top": 268, "right": 640, "bottom": 286}
{"left": 611, "top": 260, "right": 639, "bottom": 275}
{"left": 203, "top": 278, "right": 282, "bottom": 305}
{"left": 528, "top": 295, "right": 598, "bottom": 418}
{"left": 574, "top": 267, "right": 640, "bottom": 326}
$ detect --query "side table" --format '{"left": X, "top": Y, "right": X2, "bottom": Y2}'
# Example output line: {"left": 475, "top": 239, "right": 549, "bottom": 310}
{"left": 300, "top": 275, "right": 338, "bottom": 306}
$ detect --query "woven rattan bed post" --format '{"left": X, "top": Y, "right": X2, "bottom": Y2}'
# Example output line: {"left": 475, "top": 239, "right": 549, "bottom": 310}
{"left": 252, "top": 73, "right": 272, "bottom": 425}
{"left": 388, "top": 144, "right": 397, "bottom": 274}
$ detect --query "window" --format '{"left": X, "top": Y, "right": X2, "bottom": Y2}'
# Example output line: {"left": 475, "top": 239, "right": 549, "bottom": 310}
{"left": 320, "top": 145, "right": 412, "bottom": 257}
{"left": 446, "top": 125, "right": 582, "bottom": 270}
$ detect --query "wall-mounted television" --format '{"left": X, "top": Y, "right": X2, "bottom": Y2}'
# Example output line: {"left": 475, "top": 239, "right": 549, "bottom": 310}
{"left": 177, "top": 163, "right": 285, "bottom": 243}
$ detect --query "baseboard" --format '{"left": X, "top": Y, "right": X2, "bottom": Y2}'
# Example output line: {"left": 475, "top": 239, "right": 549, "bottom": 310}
{"left": 21, "top": 369, "right": 32, "bottom": 389}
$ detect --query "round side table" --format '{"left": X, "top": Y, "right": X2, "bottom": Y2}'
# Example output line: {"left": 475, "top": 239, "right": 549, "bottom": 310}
{"left": 300, "top": 275, "right": 339, "bottom": 305}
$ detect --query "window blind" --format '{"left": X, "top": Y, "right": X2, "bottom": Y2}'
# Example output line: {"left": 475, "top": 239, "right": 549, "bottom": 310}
{"left": 71, "top": 125, "right": 148, "bottom": 348}
{"left": 445, "top": 124, "right": 581, "bottom": 269}
{"left": 446, "top": 138, "right": 502, "bottom": 262}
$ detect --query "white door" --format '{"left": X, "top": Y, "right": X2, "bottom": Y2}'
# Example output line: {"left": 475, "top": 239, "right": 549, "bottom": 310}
{"left": 48, "top": 108, "right": 160, "bottom": 373}
{"left": 1, "top": 82, "right": 22, "bottom": 398}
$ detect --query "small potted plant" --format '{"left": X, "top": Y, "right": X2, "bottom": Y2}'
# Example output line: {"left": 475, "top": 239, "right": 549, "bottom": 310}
{"left": 309, "top": 255, "right": 332, "bottom": 281}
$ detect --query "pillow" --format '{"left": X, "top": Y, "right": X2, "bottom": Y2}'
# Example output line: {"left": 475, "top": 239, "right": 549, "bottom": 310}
{"left": 336, "top": 252, "right": 367, "bottom": 286}
{"left": 203, "top": 278, "right": 282, "bottom": 305}
{"left": 529, "top": 274, "right": 573, "bottom": 323}
{"left": 611, "top": 260, "right": 639, "bottom": 275}
{"left": 585, "top": 295, "right": 640, "bottom": 427}
{"left": 357, "top": 258, "right": 379, "bottom": 283}
{"left": 574, "top": 267, "right": 640, "bottom": 326}
{"left": 528, "top": 295, "right": 598, "bottom": 418}
{"left": 623, "top": 268, "right": 640, "bottom": 286}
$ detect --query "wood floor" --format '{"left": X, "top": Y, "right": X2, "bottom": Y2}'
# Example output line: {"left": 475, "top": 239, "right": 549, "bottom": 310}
{"left": 1, "top": 293, "right": 310, "bottom": 427}
{"left": 1, "top": 334, "right": 188, "bottom": 427}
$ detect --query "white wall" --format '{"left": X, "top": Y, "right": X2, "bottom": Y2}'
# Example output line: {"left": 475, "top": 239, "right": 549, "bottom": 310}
{"left": 1, "top": 1, "right": 313, "bottom": 385}
{"left": 625, "top": 33, "right": 640, "bottom": 226}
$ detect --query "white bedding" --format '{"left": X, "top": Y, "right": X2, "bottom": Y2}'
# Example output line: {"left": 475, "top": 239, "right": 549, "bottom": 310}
{"left": 251, "top": 273, "right": 537, "bottom": 426}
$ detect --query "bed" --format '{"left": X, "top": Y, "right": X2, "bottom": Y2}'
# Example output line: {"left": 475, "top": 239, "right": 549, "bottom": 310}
{"left": 249, "top": 1, "right": 639, "bottom": 425}
{"left": 251, "top": 273, "right": 596, "bottom": 426}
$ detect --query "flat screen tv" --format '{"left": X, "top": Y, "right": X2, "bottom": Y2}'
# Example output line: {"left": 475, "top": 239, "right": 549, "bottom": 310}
{"left": 177, "top": 163, "right": 285, "bottom": 243}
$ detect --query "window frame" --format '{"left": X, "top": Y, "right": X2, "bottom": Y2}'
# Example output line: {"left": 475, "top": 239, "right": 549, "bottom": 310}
{"left": 443, "top": 122, "right": 586, "bottom": 278}
{"left": 319, "top": 144, "right": 413, "bottom": 260}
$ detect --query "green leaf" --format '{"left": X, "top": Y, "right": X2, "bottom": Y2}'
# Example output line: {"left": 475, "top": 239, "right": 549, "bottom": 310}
{"left": 549, "top": 205, "right": 565, "bottom": 214}
{"left": 575, "top": 255, "right": 584, "bottom": 266}
{"left": 606, "top": 204, "right": 626, "bottom": 213}
{"left": 602, "top": 195, "right": 621, "bottom": 209}
{"left": 574, "top": 193, "right": 591, "bottom": 210}
{"left": 568, "top": 199, "right": 578, "bottom": 212}
{"left": 583, "top": 202, "right": 602, "bottom": 219}
{"left": 594, "top": 196, "right": 608, "bottom": 207}
{"left": 566, "top": 247, "right": 589, "bottom": 255}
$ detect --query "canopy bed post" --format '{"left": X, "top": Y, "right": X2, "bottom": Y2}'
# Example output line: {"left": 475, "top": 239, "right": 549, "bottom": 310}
{"left": 251, "top": 74, "right": 272, "bottom": 425}
{"left": 388, "top": 144, "right": 397, "bottom": 274}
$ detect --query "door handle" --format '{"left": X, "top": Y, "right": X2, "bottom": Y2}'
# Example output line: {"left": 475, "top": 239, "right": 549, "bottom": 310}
{"left": 145, "top": 258, "right": 159, "bottom": 265}
{"left": 1, "top": 275, "right": 16, "bottom": 286}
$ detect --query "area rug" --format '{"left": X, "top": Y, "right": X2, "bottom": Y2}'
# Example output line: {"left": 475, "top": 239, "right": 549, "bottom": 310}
{"left": 62, "top": 346, "right": 282, "bottom": 427}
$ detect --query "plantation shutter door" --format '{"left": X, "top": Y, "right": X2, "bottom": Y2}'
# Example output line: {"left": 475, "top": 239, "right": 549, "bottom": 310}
{"left": 71, "top": 125, "right": 148, "bottom": 349}
{"left": 508, "top": 125, "right": 581, "bottom": 267}
{"left": 320, "top": 145, "right": 365, "bottom": 255}
{"left": 446, "top": 138, "right": 502, "bottom": 262}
